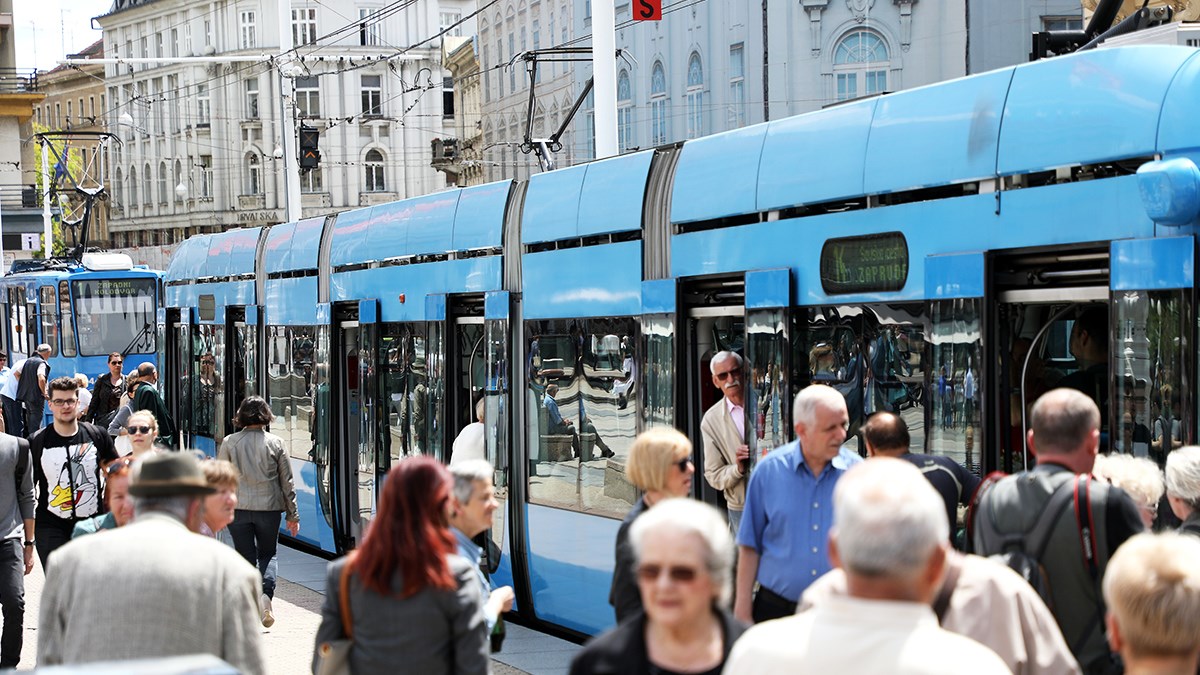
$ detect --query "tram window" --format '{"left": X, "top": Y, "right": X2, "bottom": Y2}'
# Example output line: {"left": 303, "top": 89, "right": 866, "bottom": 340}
{"left": 38, "top": 287, "right": 58, "bottom": 356}
{"left": 71, "top": 278, "right": 157, "bottom": 356}
{"left": 526, "top": 318, "right": 638, "bottom": 519}
{"left": 57, "top": 282, "right": 76, "bottom": 357}
{"left": 7, "top": 288, "right": 27, "bottom": 356}
{"left": 191, "top": 325, "right": 225, "bottom": 447}
{"left": 929, "top": 299, "right": 982, "bottom": 473}
{"left": 1112, "top": 291, "right": 1192, "bottom": 464}
{"left": 266, "top": 325, "right": 317, "bottom": 461}
{"left": 641, "top": 314, "right": 673, "bottom": 429}
{"left": 379, "top": 324, "right": 428, "bottom": 462}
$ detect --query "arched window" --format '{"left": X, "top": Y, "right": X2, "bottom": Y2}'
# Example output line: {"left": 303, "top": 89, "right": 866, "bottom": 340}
{"left": 651, "top": 62, "right": 668, "bottom": 145}
{"left": 158, "top": 161, "right": 168, "bottom": 204}
{"left": 128, "top": 167, "right": 138, "bottom": 207}
{"left": 245, "top": 153, "right": 262, "bottom": 195}
{"left": 833, "top": 30, "right": 889, "bottom": 101}
{"left": 686, "top": 52, "right": 704, "bottom": 139}
{"left": 173, "top": 160, "right": 183, "bottom": 202}
{"left": 142, "top": 162, "right": 152, "bottom": 205}
{"left": 365, "top": 149, "right": 385, "bottom": 192}
{"left": 114, "top": 167, "right": 124, "bottom": 209}
{"left": 617, "top": 70, "right": 633, "bottom": 153}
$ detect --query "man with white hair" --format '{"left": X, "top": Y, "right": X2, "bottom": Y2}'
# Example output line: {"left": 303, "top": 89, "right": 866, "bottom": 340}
{"left": 448, "top": 459, "right": 514, "bottom": 646}
{"left": 725, "top": 459, "right": 1009, "bottom": 674}
{"left": 733, "top": 384, "right": 855, "bottom": 623}
{"left": 701, "top": 351, "right": 750, "bottom": 532}
{"left": 1103, "top": 532, "right": 1200, "bottom": 675}
{"left": 1165, "top": 446, "right": 1200, "bottom": 536}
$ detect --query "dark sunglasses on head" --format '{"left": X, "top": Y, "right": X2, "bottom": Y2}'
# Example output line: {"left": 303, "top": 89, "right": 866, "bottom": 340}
{"left": 127, "top": 425, "right": 154, "bottom": 435}
{"left": 105, "top": 457, "right": 134, "bottom": 475}
{"left": 636, "top": 564, "right": 699, "bottom": 583}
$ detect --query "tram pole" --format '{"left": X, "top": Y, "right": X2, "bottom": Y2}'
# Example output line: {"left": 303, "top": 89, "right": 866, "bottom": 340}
{"left": 592, "top": 0, "right": 618, "bottom": 159}
{"left": 41, "top": 142, "right": 51, "bottom": 259}
{"left": 277, "top": 0, "right": 303, "bottom": 223}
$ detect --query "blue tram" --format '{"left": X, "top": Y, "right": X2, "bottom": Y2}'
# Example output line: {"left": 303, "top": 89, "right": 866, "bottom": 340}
{"left": 161, "top": 45, "right": 1200, "bottom": 638}
{"left": 0, "top": 253, "right": 160, "bottom": 406}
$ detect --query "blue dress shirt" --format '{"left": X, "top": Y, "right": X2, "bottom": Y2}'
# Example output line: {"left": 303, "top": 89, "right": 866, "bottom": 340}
{"left": 736, "top": 439, "right": 852, "bottom": 602}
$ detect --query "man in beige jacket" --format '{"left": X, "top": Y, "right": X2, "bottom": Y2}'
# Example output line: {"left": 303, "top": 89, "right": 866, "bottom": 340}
{"left": 701, "top": 351, "right": 750, "bottom": 532}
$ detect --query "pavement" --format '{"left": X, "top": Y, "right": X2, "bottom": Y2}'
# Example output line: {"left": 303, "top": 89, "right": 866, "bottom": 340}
{"left": 11, "top": 540, "right": 582, "bottom": 674}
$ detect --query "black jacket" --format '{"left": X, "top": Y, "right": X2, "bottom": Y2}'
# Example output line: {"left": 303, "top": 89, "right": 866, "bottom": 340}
{"left": 569, "top": 609, "right": 747, "bottom": 675}
{"left": 608, "top": 497, "right": 647, "bottom": 623}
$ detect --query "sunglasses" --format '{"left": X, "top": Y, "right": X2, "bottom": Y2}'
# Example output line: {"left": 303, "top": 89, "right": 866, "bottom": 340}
{"left": 674, "top": 457, "right": 692, "bottom": 472}
{"left": 105, "top": 457, "right": 134, "bottom": 475}
{"left": 127, "top": 425, "right": 154, "bottom": 435}
{"left": 637, "top": 564, "right": 700, "bottom": 584}
{"left": 110, "top": 360, "right": 123, "bottom": 365}
{"left": 713, "top": 368, "right": 739, "bottom": 382}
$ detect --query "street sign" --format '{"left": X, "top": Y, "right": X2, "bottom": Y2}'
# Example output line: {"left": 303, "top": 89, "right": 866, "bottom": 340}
{"left": 635, "top": 0, "right": 662, "bottom": 20}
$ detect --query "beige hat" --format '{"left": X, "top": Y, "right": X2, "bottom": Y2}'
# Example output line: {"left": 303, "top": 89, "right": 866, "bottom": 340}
{"left": 129, "top": 452, "right": 215, "bottom": 497}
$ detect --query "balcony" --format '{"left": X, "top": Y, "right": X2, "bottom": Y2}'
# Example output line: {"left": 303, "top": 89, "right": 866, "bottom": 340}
{"left": 359, "top": 191, "right": 397, "bottom": 207}
{"left": 0, "top": 69, "right": 38, "bottom": 94}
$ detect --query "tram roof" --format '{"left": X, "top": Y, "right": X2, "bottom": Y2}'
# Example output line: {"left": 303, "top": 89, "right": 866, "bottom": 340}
{"left": 671, "top": 45, "right": 1200, "bottom": 225}
{"left": 164, "top": 227, "right": 262, "bottom": 282}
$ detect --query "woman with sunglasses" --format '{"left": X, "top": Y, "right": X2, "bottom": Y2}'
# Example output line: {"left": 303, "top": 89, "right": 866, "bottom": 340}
{"left": 122, "top": 411, "right": 160, "bottom": 458}
{"left": 312, "top": 457, "right": 488, "bottom": 674}
{"left": 609, "top": 427, "right": 696, "bottom": 624}
{"left": 85, "top": 353, "right": 126, "bottom": 429}
{"left": 71, "top": 457, "right": 137, "bottom": 538}
{"left": 573, "top": 498, "right": 744, "bottom": 675}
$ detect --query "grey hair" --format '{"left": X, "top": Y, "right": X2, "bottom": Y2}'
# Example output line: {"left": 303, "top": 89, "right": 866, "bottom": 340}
{"left": 132, "top": 494, "right": 198, "bottom": 522}
{"left": 1094, "top": 453, "right": 1165, "bottom": 511}
{"left": 1166, "top": 446, "right": 1200, "bottom": 508}
{"left": 832, "top": 458, "right": 947, "bottom": 579}
{"left": 450, "top": 459, "right": 493, "bottom": 505}
{"left": 475, "top": 397, "right": 486, "bottom": 423}
{"left": 793, "top": 384, "right": 847, "bottom": 427}
{"left": 709, "top": 351, "right": 742, "bottom": 375}
{"left": 629, "top": 498, "right": 734, "bottom": 608}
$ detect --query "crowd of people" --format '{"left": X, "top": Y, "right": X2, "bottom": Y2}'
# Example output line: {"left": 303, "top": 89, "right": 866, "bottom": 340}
{"left": 1, "top": 341, "right": 1200, "bottom": 675}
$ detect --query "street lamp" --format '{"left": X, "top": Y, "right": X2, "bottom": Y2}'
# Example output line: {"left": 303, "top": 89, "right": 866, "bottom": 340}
{"left": 175, "top": 181, "right": 188, "bottom": 201}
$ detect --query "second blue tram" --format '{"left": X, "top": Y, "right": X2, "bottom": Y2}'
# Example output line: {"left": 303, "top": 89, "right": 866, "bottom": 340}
{"left": 163, "top": 45, "right": 1200, "bottom": 638}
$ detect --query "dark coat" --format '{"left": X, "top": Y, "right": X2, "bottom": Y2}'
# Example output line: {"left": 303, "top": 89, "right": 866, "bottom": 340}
{"left": 569, "top": 609, "right": 747, "bottom": 675}
{"left": 607, "top": 496, "right": 647, "bottom": 623}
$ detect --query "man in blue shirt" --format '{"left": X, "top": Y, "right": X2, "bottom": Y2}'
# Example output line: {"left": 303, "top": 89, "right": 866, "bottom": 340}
{"left": 734, "top": 384, "right": 852, "bottom": 623}
{"left": 448, "top": 459, "right": 514, "bottom": 645}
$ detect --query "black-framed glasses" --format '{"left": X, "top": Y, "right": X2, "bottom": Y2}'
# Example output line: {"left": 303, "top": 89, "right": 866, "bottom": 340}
{"left": 49, "top": 399, "right": 78, "bottom": 407}
{"left": 105, "top": 457, "right": 134, "bottom": 475}
{"left": 636, "top": 564, "right": 700, "bottom": 584}
{"left": 127, "top": 425, "right": 153, "bottom": 435}
{"left": 674, "top": 457, "right": 692, "bottom": 472}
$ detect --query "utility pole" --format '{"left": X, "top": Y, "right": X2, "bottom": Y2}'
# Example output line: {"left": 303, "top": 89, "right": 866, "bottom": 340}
{"left": 277, "top": 0, "right": 302, "bottom": 223}
{"left": 40, "top": 142, "right": 51, "bottom": 259}
{"left": 592, "top": 0, "right": 618, "bottom": 158}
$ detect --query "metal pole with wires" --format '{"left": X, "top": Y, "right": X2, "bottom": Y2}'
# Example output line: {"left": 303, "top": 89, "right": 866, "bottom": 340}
{"left": 278, "top": 0, "right": 303, "bottom": 223}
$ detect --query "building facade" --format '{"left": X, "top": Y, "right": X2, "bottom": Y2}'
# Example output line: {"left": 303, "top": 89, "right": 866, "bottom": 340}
{"left": 436, "top": 35, "right": 485, "bottom": 186}
{"left": 477, "top": 0, "right": 580, "bottom": 183}
{"left": 0, "top": 0, "right": 46, "bottom": 263}
{"left": 97, "top": 0, "right": 473, "bottom": 248}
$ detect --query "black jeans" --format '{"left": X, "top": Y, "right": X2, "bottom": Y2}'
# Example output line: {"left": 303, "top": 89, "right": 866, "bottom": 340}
{"left": 33, "top": 520, "right": 73, "bottom": 571}
{"left": 0, "top": 397, "right": 21, "bottom": 438}
{"left": 0, "top": 539, "right": 23, "bottom": 667}
{"left": 228, "top": 509, "right": 282, "bottom": 599}
{"left": 752, "top": 585, "right": 797, "bottom": 623}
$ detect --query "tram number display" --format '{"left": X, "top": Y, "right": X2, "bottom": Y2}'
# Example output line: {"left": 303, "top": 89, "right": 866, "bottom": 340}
{"left": 820, "top": 232, "right": 909, "bottom": 295}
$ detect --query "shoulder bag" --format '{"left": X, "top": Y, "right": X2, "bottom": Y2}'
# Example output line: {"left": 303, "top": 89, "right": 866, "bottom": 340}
{"left": 316, "top": 559, "right": 355, "bottom": 675}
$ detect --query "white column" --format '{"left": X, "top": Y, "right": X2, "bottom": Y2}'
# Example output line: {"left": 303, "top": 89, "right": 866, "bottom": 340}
{"left": 592, "top": 0, "right": 618, "bottom": 159}
{"left": 41, "top": 143, "right": 52, "bottom": 259}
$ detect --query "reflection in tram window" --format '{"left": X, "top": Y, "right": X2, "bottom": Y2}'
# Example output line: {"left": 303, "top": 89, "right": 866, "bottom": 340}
{"left": 266, "top": 326, "right": 317, "bottom": 462}
{"left": 746, "top": 308, "right": 789, "bottom": 453}
{"left": 526, "top": 318, "right": 638, "bottom": 519}
{"left": 191, "top": 325, "right": 225, "bottom": 452}
{"left": 796, "top": 305, "right": 929, "bottom": 458}
{"left": 641, "top": 314, "right": 673, "bottom": 429}
{"left": 929, "top": 299, "right": 981, "bottom": 473}
{"left": 380, "top": 324, "right": 430, "bottom": 462}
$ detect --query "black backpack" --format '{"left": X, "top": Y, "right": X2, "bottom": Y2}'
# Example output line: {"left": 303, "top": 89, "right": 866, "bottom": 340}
{"left": 970, "top": 473, "right": 1095, "bottom": 611}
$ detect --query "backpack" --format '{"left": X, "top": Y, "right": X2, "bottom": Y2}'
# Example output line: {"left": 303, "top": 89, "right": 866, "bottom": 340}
{"left": 969, "top": 472, "right": 1093, "bottom": 611}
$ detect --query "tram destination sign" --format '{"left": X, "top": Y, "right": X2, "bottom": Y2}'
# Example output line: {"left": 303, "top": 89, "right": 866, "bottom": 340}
{"left": 820, "top": 232, "right": 908, "bottom": 295}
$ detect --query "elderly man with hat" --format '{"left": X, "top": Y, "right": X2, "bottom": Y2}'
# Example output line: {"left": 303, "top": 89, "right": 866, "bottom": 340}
{"left": 38, "top": 451, "right": 265, "bottom": 673}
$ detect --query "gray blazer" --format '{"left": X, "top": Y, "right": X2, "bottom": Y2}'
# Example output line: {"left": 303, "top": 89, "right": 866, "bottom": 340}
{"left": 38, "top": 512, "right": 265, "bottom": 673}
{"left": 219, "top": 428, "right": 299, "bottom": 521}
{"left": 313, "top": 554, "right": 488, "bottom": 675}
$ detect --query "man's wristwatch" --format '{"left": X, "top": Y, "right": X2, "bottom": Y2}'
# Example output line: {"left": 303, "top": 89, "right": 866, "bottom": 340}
{"left": 22, "top": 541, "right": 33, "bottom": 547}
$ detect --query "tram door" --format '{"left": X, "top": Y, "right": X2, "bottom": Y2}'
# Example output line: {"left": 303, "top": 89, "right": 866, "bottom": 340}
{"left": 483, "top": 291, "right": 513, "bottom": 591}
{"left": 224, "top": 306, "right": 262, "bottom": 427}
{"left": 331, "top": 301, "right": 379, "bottom": 550}
{"left": 426, "top": 294, "right": 487, "bottom": 463}
{"left": 159, "top": 307, "right": 191, "bottom": 448}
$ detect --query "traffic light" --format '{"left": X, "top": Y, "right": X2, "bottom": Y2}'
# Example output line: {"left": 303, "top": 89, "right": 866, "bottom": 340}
{"left": 299, "top": 125, "right": 320, "bottom": 170}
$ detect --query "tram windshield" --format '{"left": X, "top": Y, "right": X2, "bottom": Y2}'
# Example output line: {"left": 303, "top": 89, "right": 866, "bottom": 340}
{"left": 71, "top": 278, "right": 157, "bottom": 356}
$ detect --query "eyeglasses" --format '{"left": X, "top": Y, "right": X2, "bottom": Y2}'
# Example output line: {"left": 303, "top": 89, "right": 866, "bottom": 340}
{"left": 110, "top": 359, "right": 123, "bottom": 365}
{"left": 127, "top": 425, "right": 154, "bottom": 435}
{"left": 49, "top": 399, "right": 78, "bottom": 407}
{"left": 713, "top": 368, "right": 740, "bottom": 382}
{"left": 636, "top": 564, "right": 700, "bottom": 584}
{"left": 674, "top": 457, "right": 692, "bottom": 472}
{"left": 105, "top": 457, "right": 134, "bottom": 475}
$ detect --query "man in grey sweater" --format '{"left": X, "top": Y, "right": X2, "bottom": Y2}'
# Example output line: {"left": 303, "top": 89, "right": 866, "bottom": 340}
{"left": 0, "top": 432, "right": 34, "bottom": 668}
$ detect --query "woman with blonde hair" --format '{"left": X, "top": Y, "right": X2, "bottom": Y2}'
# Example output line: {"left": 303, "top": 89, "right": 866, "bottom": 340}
{"left": 609, "top": 427, "right": 695, "bottom": 623}
{"left": 200, "top": 459, "right": 240, "bottom": 538}
{"left": 1093, "top": 453, "right": 1165, "bottom": 529}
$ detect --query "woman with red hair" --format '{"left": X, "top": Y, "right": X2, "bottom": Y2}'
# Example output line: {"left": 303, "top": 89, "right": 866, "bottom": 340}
{"left": 312, "top": 456, "right": 488, "bottom": 674}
